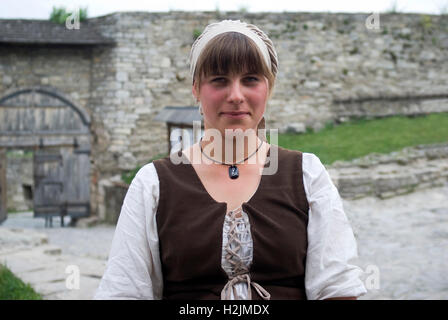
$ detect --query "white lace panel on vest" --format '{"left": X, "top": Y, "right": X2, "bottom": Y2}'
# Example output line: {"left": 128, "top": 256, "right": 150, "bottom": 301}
{"left": 221, "top": 206, "right": 253, "bottom": 299}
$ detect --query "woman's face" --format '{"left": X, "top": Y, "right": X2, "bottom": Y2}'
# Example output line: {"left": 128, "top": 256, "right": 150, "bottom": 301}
{"left": 193, "top": 72, "right": 269, "bottom": 136}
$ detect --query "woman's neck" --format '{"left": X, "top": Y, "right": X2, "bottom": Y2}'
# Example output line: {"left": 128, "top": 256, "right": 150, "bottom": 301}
{"left": 200, "top": 130, "right": 264, "bottom": 165}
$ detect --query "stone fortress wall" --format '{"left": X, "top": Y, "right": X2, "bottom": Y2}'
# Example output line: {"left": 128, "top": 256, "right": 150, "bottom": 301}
{"left": 1, "top": 11, "right": 447, "bottom": 219}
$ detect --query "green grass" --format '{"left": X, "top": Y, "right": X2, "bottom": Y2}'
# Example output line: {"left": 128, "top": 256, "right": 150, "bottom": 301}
{"left": 0, "top": 264, "right": 43, "bottom": 300}
{"left": 273, "top": 113, "right": 448, "bottom": 165}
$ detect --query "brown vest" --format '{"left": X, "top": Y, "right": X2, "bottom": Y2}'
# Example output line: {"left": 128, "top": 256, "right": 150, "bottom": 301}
{"left": 152, "top": 145, "right": 309, "bottom": 300}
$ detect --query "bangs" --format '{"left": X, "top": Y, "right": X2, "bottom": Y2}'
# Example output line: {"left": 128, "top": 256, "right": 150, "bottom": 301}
{"left": 195, "top": 32, "right": 272, "bottom": 81}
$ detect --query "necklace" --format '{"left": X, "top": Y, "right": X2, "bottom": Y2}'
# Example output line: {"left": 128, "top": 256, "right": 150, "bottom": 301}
{"left": 199, "top": 136, "right": 264, "bottom": 180}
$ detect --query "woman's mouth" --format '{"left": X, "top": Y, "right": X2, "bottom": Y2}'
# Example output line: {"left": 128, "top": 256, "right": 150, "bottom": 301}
{"left": 220, "top": 112, "right": 250, "bottom": 119}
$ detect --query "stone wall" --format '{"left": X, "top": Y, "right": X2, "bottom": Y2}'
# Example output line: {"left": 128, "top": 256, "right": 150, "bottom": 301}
{"left": 86, "top": 11, "right": 448, "bottom": 171}
{"left": 103, "top": 182, "right": 128, "bottom": 225}
{"left": 6, "top": 151, "right": 33, "bottom": 212}
{"left": 1, "top": 11, "right": 447, "bottom": 219}
{"left": 328, "top": 143, "right": 448, "bottom": 199}
{"left": 0, "top": 45, "right": 93, "bottom": 112}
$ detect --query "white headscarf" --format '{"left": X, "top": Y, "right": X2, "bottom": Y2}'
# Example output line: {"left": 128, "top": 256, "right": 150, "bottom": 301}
{"left": 189, "top": 19, "right": 277, "bottom": 80}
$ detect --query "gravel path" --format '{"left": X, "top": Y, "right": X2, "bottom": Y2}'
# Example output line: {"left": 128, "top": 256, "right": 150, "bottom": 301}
{"left": 1, "top": 213, "right": 115, "bottom": 260}
{"left": 1, "top": 183, "right": 447, "bottom": 300}
{"left": 343, "top": 183, "right": 448, "bottom": 300}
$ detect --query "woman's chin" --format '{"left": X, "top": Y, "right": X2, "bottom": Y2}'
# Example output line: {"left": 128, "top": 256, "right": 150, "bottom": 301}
{"left": 220, "top": 125, "right": 258, "bottom": 136}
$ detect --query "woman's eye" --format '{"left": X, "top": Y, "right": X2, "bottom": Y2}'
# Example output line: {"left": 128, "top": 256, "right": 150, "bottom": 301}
{"left": 245, "top": 76, "right": 259, "bottom": 82}
{"left": 212, "top": 77, "right": 226, "bottom": 83}
{"left": 210, "top": 76, "right": 259, "bottom": 85}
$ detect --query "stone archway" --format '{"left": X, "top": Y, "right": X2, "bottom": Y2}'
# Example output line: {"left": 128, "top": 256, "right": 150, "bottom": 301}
{"left": 0, "top": 86, "right": 91, "bottom": 226}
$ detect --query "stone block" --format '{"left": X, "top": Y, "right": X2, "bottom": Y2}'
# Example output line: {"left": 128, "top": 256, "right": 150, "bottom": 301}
{"left": 285, "top": 122, "right": 306, "bottom": 134}
{"left": 116, "top": 71, "right": 128, "bottom": 82}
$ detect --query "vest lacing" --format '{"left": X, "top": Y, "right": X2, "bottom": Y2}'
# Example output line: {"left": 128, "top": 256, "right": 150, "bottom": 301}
{"left": 220, "top": 206, "right": 271, "bottom": 300}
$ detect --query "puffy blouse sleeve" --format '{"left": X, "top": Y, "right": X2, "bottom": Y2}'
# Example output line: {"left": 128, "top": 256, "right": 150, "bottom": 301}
{"left": 302, "top": 153, "right": 367, "bottom": 300}
{"left": 93, "top": 163, "right": 163, "bottom": 299}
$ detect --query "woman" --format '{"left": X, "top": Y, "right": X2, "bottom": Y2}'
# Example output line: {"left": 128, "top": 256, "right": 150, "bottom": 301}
{"left": 94, "top": 20, "right": 367, "bottom": 300}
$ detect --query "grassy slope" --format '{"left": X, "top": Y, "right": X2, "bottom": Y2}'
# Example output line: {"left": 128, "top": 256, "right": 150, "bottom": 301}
{"left": 276, "top": 113, "right": 448, "bottom": 164}
{"left": 0, "top": 264, "right": 43, "bottom": 300}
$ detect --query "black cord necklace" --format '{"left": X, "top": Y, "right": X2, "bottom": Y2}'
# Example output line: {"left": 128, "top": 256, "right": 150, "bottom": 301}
{"left": 199, "top": 136, "right": 264, "bottom": 180}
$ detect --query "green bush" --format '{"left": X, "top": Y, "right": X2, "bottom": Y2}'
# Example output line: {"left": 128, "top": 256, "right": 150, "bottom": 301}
{"left": 49, "top": 6, "right": 88, "bottom": 25}
{"left": 193, "top": 28, "right": 203, "bottom": 41}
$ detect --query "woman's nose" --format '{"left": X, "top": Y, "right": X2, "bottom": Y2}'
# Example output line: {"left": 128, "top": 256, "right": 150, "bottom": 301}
{"left": 227, "top": 80, "right": 244, "bottom": 104}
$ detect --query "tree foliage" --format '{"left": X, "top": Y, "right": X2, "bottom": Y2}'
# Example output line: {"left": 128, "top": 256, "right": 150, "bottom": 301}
{"left": 49, "top": 6, "right": 88, "bottom": 24}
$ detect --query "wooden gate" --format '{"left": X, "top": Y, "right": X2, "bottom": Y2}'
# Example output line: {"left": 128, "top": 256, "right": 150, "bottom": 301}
{"left": 0, "top": 87, "right": 91, "bottom": 226}
{"left": 0, "top": 148, "right": 6, "bottom": 224}
{"left": 33, "top": 149, "right": 64, "bottom": 225}
{"left": 33, "top": 146, "right": 90, "bottom": 226}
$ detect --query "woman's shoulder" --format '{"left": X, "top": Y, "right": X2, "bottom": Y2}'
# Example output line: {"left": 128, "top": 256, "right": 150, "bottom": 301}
{"left": 302, "top": 152, "right": 325, "bottom": 170}
{"left": 132, "top": 161, "right": 160, "bottom": 187}
{"left": 300, "top": 152, "right": 337, "bottom": 198}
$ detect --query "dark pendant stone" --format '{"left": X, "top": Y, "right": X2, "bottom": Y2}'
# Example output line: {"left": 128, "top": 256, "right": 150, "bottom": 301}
{"left": 229, "top": 165, "right": 239, "bottom": 179}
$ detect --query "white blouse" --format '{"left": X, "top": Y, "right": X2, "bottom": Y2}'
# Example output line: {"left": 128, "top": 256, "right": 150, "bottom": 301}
{"left": 94, "top": 152, "right": 367, "bottom": 300}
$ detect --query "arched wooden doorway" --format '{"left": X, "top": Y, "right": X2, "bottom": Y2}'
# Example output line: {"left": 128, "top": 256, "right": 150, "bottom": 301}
{"left": 0, "top": 87, "right": 91, "bottom": 226}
